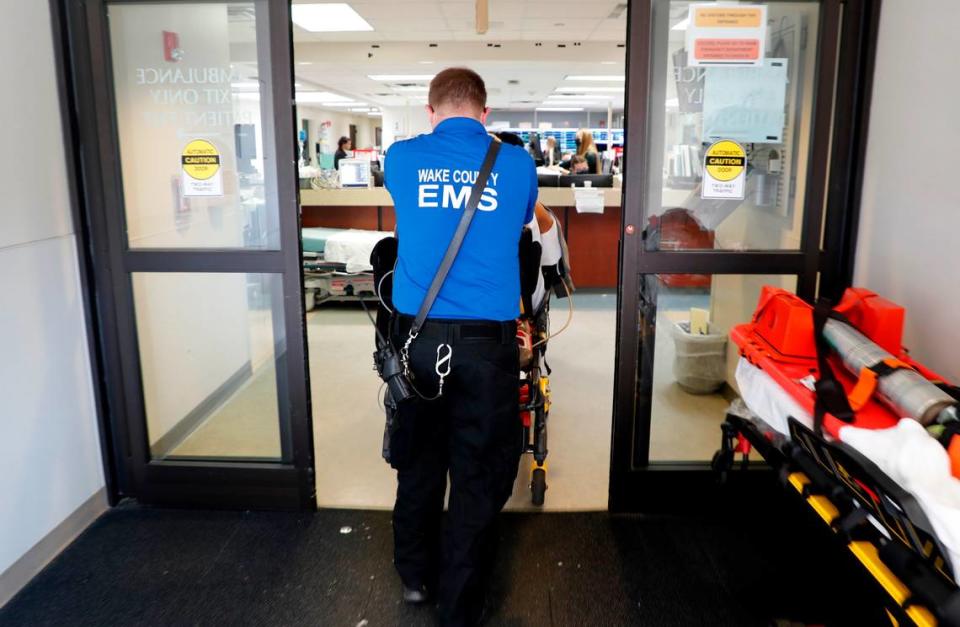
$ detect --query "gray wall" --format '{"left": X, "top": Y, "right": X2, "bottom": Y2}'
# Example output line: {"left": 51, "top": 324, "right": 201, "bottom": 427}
{"left": 0, "top": 0, "right": 105, "bottom": 600}
{"left": 854, "top": 0, "right": 960, "bottom": 384}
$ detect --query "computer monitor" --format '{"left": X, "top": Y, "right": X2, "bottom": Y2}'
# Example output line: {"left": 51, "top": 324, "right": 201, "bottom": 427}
{"left": 537, "top": 173, "right": 560, "bottom": 187}
{"left": 338, "top": 159, "right": 371, "bottom": 188}
{"left": 558, "top": 174, "right": 614, "bottom": 188}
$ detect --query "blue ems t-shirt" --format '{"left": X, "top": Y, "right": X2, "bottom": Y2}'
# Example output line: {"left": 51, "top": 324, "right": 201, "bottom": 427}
{"left": 384, "top": 117, "right": 537, "bottom": 321}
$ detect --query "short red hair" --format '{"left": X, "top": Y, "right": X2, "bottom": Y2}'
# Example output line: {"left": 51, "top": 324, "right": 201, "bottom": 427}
{"left": 428, "top": 67, "right": 487, "bottom": 111}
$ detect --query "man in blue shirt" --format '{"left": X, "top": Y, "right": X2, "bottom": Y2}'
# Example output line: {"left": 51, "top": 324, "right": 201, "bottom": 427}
{"left": 383, "top": 67, "right": 537, "bottom": 626}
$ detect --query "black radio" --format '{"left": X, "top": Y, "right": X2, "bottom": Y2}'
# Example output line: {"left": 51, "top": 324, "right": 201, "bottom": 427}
{"left": 373, "top": 342, "right": 415, "bottom": 404}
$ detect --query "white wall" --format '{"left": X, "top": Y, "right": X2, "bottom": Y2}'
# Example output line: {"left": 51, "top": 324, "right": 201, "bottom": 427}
{"left": 0, "top": 0, "right": 105, "bottom": 583}
{"left": 854, "top": 0, "right": 960, "bottom": 384}
{"left": 381, "top": 104, "right": 433, "bottom": 150}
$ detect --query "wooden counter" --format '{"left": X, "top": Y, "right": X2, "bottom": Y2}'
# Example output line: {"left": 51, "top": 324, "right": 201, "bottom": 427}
{"left": 299, "top": 187, "right": 622, "bottom": 208}
{"left": 300, "top": 187, "right": 623, "bottom": 288}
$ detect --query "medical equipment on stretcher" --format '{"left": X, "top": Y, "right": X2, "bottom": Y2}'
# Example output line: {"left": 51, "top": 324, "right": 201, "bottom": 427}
{"left": 715, "top": 287, "right": 960, "bottom": 624}
{"left": 732, "top": 287, "right": 960, "bottom": 449}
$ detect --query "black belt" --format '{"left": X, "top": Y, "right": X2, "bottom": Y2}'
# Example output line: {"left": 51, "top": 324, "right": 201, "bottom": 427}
{"left": 393, "top": 314, "right": 515, "bottom": 345}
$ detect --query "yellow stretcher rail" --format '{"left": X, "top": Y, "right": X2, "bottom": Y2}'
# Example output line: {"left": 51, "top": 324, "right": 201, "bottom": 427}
{"left": 786, "top": 472, "right": 937, "bottom": 627}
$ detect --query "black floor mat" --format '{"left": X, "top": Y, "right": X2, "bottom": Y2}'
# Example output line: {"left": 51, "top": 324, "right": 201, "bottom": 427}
{"left": 1, "top": 488, "right": 889, "bottom": 626}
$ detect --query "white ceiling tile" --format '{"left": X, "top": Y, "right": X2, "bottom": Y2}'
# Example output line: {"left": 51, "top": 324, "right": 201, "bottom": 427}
{"left": 367, "top": 17, "right": 449, "bottom": 32}
{"left": 523, "top": 2, "right": 617, "bottom": 19}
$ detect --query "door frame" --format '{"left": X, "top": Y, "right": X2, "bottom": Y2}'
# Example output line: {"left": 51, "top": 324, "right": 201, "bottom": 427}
{"left": 56, "top": 0, "right": 315, "bottom": 510}
{"left": 609, "top": 0, "right": 882, "bottom": 512}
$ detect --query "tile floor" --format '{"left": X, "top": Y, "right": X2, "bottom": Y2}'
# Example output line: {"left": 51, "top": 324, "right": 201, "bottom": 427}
{"left": 160, "top": 288, "right": 733, "bottom": 509}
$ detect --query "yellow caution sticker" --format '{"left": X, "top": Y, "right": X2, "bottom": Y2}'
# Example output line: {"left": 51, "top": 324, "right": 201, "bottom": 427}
{"left": 181, "top": 139, "right": 223, "bottom": 196}
{"left": 702, "top": 140, "right": 746, "bottom": 200}
{"left": 182, "top": 139, "right": 220, "bottom": 180}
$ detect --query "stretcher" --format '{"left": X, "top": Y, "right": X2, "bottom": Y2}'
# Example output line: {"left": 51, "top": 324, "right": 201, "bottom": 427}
{"left": 714, "top": 287, "right": 960, "bottom": 626}
{"left": 302, "top": 227, "right": 393, "bottom": 309}
{"left": 516, "top": 206, "right": 573, "bottom": 506}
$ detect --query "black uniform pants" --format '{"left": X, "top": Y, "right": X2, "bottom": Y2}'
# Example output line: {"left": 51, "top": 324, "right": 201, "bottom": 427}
{"left": 390, "top": 315, "right": 522, "bottom": 626}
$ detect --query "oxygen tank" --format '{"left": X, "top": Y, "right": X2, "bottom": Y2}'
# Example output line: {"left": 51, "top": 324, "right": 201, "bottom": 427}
{"left": 822, "top": 319, "right": 958, "bottom": 425}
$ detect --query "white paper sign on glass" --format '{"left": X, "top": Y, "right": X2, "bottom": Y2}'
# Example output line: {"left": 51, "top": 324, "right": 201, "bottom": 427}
{"left": 703, "top": 58, "right": 789, "bottom": 144}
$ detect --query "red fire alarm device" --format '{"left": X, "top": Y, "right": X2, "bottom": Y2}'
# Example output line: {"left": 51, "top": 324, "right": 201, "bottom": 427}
{"left": 163, "top": 31, "right": 182, "bottom": 62}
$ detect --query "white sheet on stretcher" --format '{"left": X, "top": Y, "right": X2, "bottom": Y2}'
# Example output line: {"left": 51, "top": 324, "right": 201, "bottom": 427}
{"left": 735, "top": 356, "right": 960, "bottom": 577}
{"left": 323, "top": 229, "right": 393, "bottom": 273}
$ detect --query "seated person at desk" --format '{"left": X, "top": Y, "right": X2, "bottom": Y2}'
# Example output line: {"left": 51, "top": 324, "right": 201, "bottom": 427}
{"left": 559, "top": 128, "right": 600, "bottom": 174}
{"left": 543, "top": 136, "right": 562, "bottom": 167}
{"left": 568, "top": 154, "right": 589, "bottom": 174}
{"left": 527, "top": 132, "right": 545, "bottom": 166}
{"left": 334, "top": 136, "right": 352, "bottom": 170}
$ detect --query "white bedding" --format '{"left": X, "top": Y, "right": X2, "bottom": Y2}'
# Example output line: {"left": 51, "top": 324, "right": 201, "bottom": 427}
{"left": 323, "top": 229, "right": 393, "bottom": 273}
{"left": 735, "top": 356, "right": 960, "bottom": 577}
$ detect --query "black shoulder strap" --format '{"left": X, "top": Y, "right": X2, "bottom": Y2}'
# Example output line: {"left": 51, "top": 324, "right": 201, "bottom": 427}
{"left": 410, "top": 138, "right": 501, "bottom": 337}
{"left": 812, "top": 298, "right": 855, "bottom": 432}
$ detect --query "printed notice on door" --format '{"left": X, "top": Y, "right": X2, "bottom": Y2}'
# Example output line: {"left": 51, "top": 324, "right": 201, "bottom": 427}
{"left": 701, "top": 140, "right": 746, "bottom": 200}
{"left": 686, "top": 3, "right": 767, "bottom": 66}
{"left": 181, "top": 139, "right": 223, "bottom": 196}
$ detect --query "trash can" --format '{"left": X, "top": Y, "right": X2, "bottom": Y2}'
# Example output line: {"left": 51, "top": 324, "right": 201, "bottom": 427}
{"left": 671, "top": 321, "right": 727, "bottom": 394}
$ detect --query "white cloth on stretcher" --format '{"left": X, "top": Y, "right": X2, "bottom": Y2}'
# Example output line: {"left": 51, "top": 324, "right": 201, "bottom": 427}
{"left": 322, "top": 229, "right": 393, "bottom": 273}
{"left": 735, "top": 357, "right": 960, "bottom": 577}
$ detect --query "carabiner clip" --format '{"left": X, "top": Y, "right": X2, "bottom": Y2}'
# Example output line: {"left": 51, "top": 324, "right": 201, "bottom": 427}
{"left": 435, "top": 344, "right": 453, "bottom": 378}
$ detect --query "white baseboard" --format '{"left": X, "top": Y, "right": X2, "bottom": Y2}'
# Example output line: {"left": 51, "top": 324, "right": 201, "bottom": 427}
{"left": 0, "top": 488, "right": 108, "bottom": 608}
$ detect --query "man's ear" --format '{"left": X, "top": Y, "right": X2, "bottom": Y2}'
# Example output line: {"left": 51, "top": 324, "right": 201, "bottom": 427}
{"left": 480, "top": 107, "right": 491, "bottom": 124}
{"left": 425, "top": 104, "right": 436, "bottom": 127}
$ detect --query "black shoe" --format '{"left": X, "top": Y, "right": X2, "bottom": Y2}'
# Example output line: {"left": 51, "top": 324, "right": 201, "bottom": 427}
{"left": 403, "top": 584, "right": 430, "bottom": 605}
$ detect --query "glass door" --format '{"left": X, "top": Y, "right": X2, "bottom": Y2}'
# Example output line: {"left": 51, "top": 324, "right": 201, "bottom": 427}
{"left": 66, "top": 0, "right": 313, "bottom": 508}
{"left": 611, "top": 0, "right": 874, "bottom": 509}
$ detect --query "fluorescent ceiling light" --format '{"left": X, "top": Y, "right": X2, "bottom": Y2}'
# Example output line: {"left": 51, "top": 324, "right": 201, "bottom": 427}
{"left": 544, "top": 98, "right": 607, "bottom": 103}
{"left": 418, "top": 61, "right": 434, "bottom": 65}
{"left": 368, "top": 112, "right": 383, "bottom": 116}
{"left": 555, "top": 86, "right": 625, "bottom": 93}
{"left": 395, "top": 86, "right": 429, "bottom": 92}
{"left": 536, "top": 107, "right": 584, "bottom": 112}
{"left": 565, "top": 75, "right": 625, "bottom": 81}
{"left": 601, "top": 61, "right": 618, "bottom": 65}
{"left": 295, "top": 91, "right": 354, "bottom": 103}
{"left": 368, "top": 74, "right": 434, "bottom": 81}
{"left": 291, "top": 4, "right": 373, "bottom": 33}
{"left": 547, "top": 94, "right": 614, "bottom": 100}
{"left": 671, "top": 17, "right": 689, "bottom": 31}
{"left": 349, "top": 107, "right": 373, "bottom": 112}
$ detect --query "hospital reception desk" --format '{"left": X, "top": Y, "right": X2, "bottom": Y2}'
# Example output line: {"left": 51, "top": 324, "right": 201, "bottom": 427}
{"left": 299, "top": 187, "right": 622, "bottom": 288}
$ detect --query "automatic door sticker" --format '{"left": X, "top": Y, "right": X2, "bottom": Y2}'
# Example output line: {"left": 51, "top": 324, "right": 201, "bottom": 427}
{"left": 701, "top": 140, "right": 746, "bottom": 200}
{"left": 181, "top": 139, "right": 223, "bottom": 196}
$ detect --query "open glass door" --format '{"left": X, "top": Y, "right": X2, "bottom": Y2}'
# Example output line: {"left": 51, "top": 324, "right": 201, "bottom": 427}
{"left": 67, "top": 0, "right": 313, "bottom": 508}
{"left": 611, "top": 0, "right": 875, "bottom": 510}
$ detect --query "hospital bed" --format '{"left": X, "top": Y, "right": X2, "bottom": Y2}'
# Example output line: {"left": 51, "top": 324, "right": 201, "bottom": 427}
{"left": 302, "top": 227, "right": 393, "bottom": 310}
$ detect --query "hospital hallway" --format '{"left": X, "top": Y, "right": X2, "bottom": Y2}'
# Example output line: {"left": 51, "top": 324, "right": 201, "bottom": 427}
{"left": 308, "top": 288, "right": 735, "bottom": 511}
{"left": 309, "top": 290, "right": 619, "bottom": 511}
{"left": 0, "top": 484, "right": 889, "bottom": 627}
